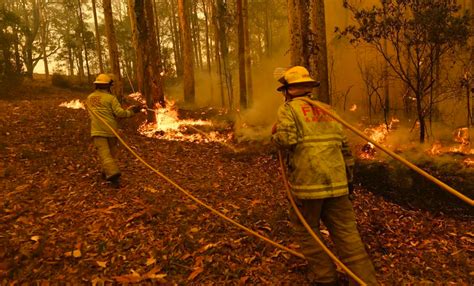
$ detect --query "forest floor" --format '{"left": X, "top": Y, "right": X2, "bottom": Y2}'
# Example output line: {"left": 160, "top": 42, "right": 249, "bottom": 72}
{"left": 0, "top": 79, "right": 473, "bottom": 285}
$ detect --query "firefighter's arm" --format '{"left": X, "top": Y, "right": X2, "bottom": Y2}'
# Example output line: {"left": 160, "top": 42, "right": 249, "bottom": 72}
{"left": 272, "top": 104, "right": 297, "bottom": 148}
{"left": 341, "top": 134, "right": 355, "bottom": 184}
{"left": 111, "top": 96, "right": 134, "bottom": 118}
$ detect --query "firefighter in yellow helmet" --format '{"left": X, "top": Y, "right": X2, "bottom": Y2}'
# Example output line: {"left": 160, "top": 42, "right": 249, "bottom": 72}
{"left": 86, "top": 73, "right": 142, "bottom": 188}
{"left": 272, "top": 66, "right": 378, "bottom": 285}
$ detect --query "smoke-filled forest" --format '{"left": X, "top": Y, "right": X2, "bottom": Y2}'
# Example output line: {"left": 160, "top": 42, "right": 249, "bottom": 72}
{"left": 0, "top": 0, "right": 473, "bottom": 284}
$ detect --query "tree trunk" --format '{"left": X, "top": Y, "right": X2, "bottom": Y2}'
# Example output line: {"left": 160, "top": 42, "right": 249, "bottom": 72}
{"left": 202, "top": 0, "right": 214, "bottom": 103}
{"left": 470, "top": 0, "right": 474, "bottom": 126}
{"left": 288, "top": 0, "right": 302, "bottom": 66}
{"left": 128, "top": 0, "right": 142, "bottom": 91}
{"left": 144, "top": 0, "right": 165, "bottom": 107}
{"left": 264, "top": 0, "right": 272, "bottom": 57}
{"left": 13, "top": 31, "right": 22, "bottom": 74}
{"left": 212, "top": 1, "right": 225, "bottom": 107}
{"left": 133, "top": 0, "right": 160, "bottom": 122}
{"left": 103, "top": 0, "right": 123, "bottom": 100}
{"left": 382, "top": 2, "right": 390, "bottom": 120}
{"left": 202, "top": 0, "right": 212, "bottom": 71}
{"left": 416, "top": 92, "right": 426, "bottom": 143}
{"left": 178, "top": 0, "right": 195, "bottom": 104}
{"left": 310, "top": 0, "right": 330, "bottom": 104}
{"left": 152, "top": 0, "right": 164, "bottom": 70}
{"left": 191, "top": 3, "right": 203, "bottom": 70}
{"left": 92, "top": 0, "right": 104, "bottom": 73}
{"left": 243, "top": 0, "right": 253, "bottom": 106}
{"left": 216, "top": 0, "right": 233, "bottom": 109}
{"left": 237, "top": 0, "right": 247, "bottom": 109}
{"left": 76, "top": 48, "right": 85, "bottom": 82}
{"left": 40, "top": 0, "right": 49, "bottom": 78}
{"left": 68, "top": 46, "right": 74, "bottom": 76}
{"left": 288, "top": 0, "right": 310, "bottom": 67}
{"left": 23, "top": 0, "right": 40, "bottom": 78}
{"left": 77, "top": 0, "right": 91, "bottom": 83}
{"left": 170, "top": 0, "right": 183, "bottom": 77}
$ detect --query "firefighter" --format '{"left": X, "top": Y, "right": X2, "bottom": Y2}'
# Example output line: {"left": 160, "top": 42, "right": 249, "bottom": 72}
{"left": 272, "top": 66, "right": 377, "bottom": 285}
{"left": 86, "top": 73, "right": 142, "bottom": 188}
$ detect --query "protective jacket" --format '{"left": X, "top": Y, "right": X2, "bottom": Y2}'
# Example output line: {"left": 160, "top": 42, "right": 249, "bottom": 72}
{"left": 86, "top": 89, "right": 134, "bottom": 137}
{"left": 272, "top": 96, "right": 354, "bottom": 199}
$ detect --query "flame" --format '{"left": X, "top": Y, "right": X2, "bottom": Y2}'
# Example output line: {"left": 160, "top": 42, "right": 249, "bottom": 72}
{"left": 424, "top": 127, "right": 473, "bottom": 167}
{"left": 349, "top": 104, "right": 357, "bottom": 112}
{"left": 59, "top": 99, "right": 85, "bottom": 109}
{"left": 449, "top": 127, "right": 472, "bottom": 154}
{"left": 138, "top": 99, "right": 229, "bottom": 142}
{"left": 359, "top": 118, "right": 399, "bottom": 159}
{"left": 464, "top": 158, "right": 474, "bottom": 167}
{"left": 427, "top": 141, "right": 443, "bottom": 156}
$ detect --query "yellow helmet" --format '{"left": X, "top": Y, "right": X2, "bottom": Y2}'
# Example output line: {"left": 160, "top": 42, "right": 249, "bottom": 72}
{"left": 93, "top": 73, "right": 113, "bottom": 84}
{"left": 277, "top": 66, "right": 320, "bottom": 91}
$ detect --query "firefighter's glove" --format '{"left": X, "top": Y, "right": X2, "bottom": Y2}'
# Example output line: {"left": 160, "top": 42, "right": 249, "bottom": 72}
{"left": 131, "top": 105, "right": 143, "bottom": 113}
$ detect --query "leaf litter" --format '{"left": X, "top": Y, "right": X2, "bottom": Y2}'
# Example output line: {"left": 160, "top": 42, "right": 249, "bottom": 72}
{"left": 0, "top": 84, "right": 472, "bottom": 284}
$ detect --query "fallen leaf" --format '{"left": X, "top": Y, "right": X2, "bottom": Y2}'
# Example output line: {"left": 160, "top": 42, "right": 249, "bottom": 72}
{"left": 113, "top": 272, "right": 141, "bottom": 283}
{"left": 146, "top": 257, "right": 156, "bottom": 266}
{"left": 96, "top": 261, "right": 107, "bottom": 268}
{"left": 187, "top": 266, "right": 203, "bottom": 281}
{"left": 31, "top": 235, "right": 40, "bottom": 242}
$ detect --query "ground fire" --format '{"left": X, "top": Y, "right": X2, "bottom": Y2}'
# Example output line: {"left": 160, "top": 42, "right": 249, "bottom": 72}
{"left": 4, "top": 0, "right": 473, "bottom": 283}
{"left": 59, "top": 99, "right": 84, "bottom": 110}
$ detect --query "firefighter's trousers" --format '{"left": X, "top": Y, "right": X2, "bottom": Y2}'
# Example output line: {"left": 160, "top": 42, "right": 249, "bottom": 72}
{"left": 93, "top": 136, "right": 120, "bottom": 180}
{"left": 290, "top": 195, "right": 378, "bottom": 285}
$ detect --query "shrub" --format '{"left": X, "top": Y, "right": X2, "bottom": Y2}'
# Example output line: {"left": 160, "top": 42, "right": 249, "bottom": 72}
{"left": 51, "top": 73, "right": 72, "bottom": 88}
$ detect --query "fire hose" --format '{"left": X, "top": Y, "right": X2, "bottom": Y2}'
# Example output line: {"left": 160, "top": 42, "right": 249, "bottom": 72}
{"left": 86, "top": 99, "right": 470, "bottom": 284}
{"left": 140, "top": 105, "right": 367, "bottom": 283}
{"left": 85, "top": 103, "right": 305, "bottom": 259}
{"left": 277, "top": 151, "right": 367, "bottom": 285}
{"left": 298, "top": 97, "right": 473, "bottom": 207}
{"left": 142, "top": 105, "right": 367, "bottom": 284}
{"left": 87, "top": 103, "right": 368, "bottom": 284}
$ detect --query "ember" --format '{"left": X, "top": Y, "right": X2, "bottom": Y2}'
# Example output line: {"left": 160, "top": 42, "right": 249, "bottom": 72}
{"left": 59, "top": 99, "right": 85, "bottom": 109}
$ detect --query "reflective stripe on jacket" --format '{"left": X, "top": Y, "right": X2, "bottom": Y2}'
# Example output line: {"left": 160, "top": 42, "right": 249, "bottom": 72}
{"left": 86, "top": 90, "right": 134, "bottom": 137}
{"left": 272, "top": 96, "right": 354, "bottom": 199}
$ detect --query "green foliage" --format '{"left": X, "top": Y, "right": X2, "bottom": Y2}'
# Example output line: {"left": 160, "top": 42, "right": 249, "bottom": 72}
{"left": 0, "top": 8, "right": 23, "bottom": 78}
{"left": 339, "top": 0, "right": 471, "bottom": 142}
{"left": 339, "top": 0, "right": 470, "bottom": 47}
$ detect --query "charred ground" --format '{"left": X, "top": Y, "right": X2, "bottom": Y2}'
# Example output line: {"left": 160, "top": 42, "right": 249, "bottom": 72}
{"left": 0, "top": 81, "right": 472, "bottom": 284}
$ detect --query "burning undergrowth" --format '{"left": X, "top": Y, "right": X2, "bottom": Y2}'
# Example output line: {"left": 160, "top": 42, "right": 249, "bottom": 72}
{"left": 130, "top": 93, "right": 234, "bottom": 143}
{"left": 353, "top": 120, "right": 473, "bottom": 216}
{"left": 354, "top": 118, "right": 473, "bottom": 168}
